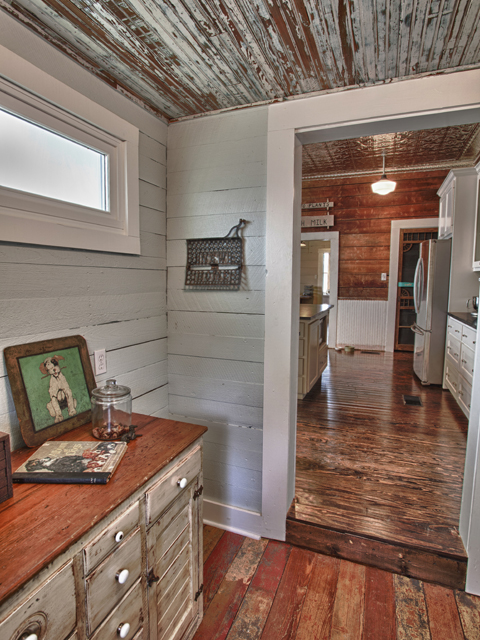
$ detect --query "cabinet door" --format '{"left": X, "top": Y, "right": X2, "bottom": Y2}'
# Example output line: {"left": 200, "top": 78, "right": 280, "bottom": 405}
{"left": 307, "top": 320, "right": 320, "bottom": 389}
{"left": 439, "top": 182, "right": 454, "bottom": 239}
{"left": 146, "top": 476, "right": 202, "bottom": 640}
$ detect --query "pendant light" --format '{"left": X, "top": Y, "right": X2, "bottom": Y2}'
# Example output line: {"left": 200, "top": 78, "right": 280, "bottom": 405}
{"left": 371, "top": 153, "right": 396, "bottom": 195}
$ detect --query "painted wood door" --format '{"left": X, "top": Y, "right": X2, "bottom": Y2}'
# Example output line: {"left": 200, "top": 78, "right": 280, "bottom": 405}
{"left": 146, "top": 475, "right": 203, "bottom": 640}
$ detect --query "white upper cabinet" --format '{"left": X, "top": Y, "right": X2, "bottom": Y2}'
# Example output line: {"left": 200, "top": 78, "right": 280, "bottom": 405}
{"left": 438, "top": 172, "right": 455, "bottom": 239}
{"left": 472, "top": 162, "right": 480, "bottom": 271}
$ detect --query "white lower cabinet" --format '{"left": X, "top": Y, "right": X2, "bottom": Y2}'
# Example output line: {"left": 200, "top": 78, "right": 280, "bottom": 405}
{"left": 0, "top": 439, "right": 204, "bottom": 640}
{"left": 444, "top": 317, "right": 476, "bottom": 418}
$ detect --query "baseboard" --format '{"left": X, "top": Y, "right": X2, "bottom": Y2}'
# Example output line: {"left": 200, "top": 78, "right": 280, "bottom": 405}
{"left": 203, "top": 499, "right": 262, "bottom": 540}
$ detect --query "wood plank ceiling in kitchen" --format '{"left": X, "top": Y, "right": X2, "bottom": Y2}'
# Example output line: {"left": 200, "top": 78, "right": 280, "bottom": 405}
{"left": 1, "top": 0, "right": 479, "bottom": 122}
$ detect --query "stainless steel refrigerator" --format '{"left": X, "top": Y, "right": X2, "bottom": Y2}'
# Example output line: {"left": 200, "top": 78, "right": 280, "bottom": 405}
{"left": 411, "top": 239, "right": 451, "bottom": 385}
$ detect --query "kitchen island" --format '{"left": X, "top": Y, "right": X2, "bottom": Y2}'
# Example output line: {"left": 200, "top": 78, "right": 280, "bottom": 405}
{"left": 444, "top": 312, "right": 477, "bottom": 418}
{"left": 298, "top": 304, "right": 332, "bottom": 399}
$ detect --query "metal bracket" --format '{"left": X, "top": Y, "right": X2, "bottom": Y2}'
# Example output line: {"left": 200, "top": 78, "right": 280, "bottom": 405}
{"left": 193, "top": 485, "right": 203, "bottom": 500}
{"left": 147, "top": 568, "right": 160, "bottom": 588}
{"left": 195, "top": 584, "right": 204, "bottom": 601}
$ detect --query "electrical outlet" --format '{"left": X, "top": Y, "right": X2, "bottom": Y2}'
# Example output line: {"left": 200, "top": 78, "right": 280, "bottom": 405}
{"left": 94, "top": 349, "right": 107, "bottom": 375}
{"left": 381, "top": 273, "right": 387, "bottom": 281}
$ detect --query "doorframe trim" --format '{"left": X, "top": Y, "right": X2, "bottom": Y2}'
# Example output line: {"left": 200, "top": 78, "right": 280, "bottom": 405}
{"left": 385, "top": 218, "right": 439, "bottom": 352}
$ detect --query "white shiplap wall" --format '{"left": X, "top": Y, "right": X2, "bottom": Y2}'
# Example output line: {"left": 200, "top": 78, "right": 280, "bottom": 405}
{"left": 167, "top": 107, "right": 267, "bottom": 514}
{"left": 0, "top": 20, "right": 168, "bottom": 450}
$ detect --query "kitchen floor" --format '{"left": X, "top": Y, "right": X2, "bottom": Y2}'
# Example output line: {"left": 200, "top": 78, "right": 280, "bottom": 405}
{"left": 288, "top": 349, "right": 468, "bottom": 588}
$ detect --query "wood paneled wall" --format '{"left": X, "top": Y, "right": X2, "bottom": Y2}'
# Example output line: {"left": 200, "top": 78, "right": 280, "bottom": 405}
{"left": 302, "top": 170, "right": 448, "bottom": 300}
{"left": 0, "top": 31, "right": 168, "bottom": 450}
{"left": 167, "top": 107, "right": 267, "bottom": 515}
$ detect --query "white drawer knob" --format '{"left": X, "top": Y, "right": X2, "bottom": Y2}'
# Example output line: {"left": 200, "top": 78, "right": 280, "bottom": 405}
{"left": 21, "top": 634, "right": 38, "bottom": 640}
{"left": 116, "top": 569, "right": 130, "bottom": 584}
{"left": 177, "top": 477, "right": 188, "bottom": 489}
{"left": 115, "top": 531, "right": 124, "bottom": 543}
{"left": 117, "top": 622, "right": 131, "bottom": 638}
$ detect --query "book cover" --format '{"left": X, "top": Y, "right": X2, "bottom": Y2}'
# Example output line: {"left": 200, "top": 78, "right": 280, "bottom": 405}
{"left": 13, "top": 440, "right": 128, "bottom": 484}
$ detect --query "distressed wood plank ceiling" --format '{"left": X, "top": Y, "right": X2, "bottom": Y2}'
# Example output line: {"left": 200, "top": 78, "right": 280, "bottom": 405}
{"left": 1, "top": 0, "right": 480, "bottom": 121}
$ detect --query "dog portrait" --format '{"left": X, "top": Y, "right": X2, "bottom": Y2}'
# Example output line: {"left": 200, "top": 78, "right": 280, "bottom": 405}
{"left": 4, "top": 336, "right": 96, "bottom": 446}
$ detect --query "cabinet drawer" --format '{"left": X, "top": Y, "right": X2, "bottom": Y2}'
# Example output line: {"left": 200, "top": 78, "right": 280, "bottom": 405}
{"left": 84, "top": 501, "right": 140, "bottom": 574}
{"left": 447, "top": 317, "right": 462, "bottom": 339}
{"left": 299, "top": 321, "right": 305, "bottom": 338}
{"left": 91, "top": 580, "right": 143, "bottom": 640}
{"left": 460, "top": 343, "right": 475, "bottom": 385}
{"left": 462, "top": 324, "right": 477, "bottom": 351}
{"left": 444, "top": 360, "right": 459, "bottom": 398}
{"left": 0, "top": 562, "right": 76, "bottom": 640}
{"left": 146, "top": 446, "right": 201, "bottom": 525}
{"left": 298, "top": 338, "right": 305, "bottom": 358}
{"left": 86, "top": 528, "right": 142, "bottom": 634}
{"left": 458, "top": 378, "right": 472, "bottom": 419}
{"left": 446, "top": 334, "right": 461, "bottom": 365}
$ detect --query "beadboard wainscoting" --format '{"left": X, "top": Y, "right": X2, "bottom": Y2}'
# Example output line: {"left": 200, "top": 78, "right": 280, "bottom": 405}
{"left": 0, "top": 35, "right": 168, "bottom": 450}
{"left": 336, "top": 300, "right": 388, "bottom": 351}
{"left": 167, "top": 108, "right": 267, "bottom": 532}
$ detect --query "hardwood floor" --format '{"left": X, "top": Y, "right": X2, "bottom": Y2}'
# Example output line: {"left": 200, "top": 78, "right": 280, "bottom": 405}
{"left": 287, "top": 350, "right": 469, "bottom": 589}
{"left": 193, "top": 525, "right": 480, "bottom": 640}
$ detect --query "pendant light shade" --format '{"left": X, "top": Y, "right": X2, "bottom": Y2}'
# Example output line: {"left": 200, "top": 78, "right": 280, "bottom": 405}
{"left": 372, "top": 154, "right": 396, "bottom": 195}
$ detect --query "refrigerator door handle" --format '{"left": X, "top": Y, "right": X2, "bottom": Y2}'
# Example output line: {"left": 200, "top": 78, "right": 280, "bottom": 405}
{"left": 410, "top": 322, "right": 432, "bottom": 335}
{"left": 413, "top": 257, "right": 424, "bottom": 314}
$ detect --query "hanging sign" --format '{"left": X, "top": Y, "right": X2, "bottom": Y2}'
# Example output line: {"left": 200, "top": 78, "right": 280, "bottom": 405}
{"left": 301, "top": 215, "right": 334, "bottom": 229}
{"left": 302, "top": 200, "right": 334, "bottom": 210}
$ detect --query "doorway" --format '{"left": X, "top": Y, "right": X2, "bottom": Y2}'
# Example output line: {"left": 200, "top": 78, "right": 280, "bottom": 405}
{"left": 300, "top": 231, "right": 339, "bottom": 348}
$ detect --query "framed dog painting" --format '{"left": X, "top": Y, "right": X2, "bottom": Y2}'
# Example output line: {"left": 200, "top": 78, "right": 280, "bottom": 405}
{"left": 4, "top": 335, "right": 96, "bottom": 447}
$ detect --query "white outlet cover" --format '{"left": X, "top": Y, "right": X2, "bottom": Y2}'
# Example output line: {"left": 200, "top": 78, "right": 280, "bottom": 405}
{"left": 94, "top": 349, "right": 107, "bottom": 375}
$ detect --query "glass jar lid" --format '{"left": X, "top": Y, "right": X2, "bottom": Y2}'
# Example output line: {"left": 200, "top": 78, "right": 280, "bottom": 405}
{"left": 91, "top": 378, "right": 131, "bottom": 400}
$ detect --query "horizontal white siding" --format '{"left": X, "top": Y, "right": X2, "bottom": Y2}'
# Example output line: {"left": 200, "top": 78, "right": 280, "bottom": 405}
{"left": 0, "top": 38, "right": 168, "bottom": 450}
{"left": 336, "top": 300, "right": 388, "bottom": 350}
{"left": 167, "top": 107, "right": 267, "bottom": 514}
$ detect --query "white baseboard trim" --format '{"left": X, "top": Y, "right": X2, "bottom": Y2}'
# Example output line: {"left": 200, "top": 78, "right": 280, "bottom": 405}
{"left": 203, "top": 499, "right": 263, "bottom": 540}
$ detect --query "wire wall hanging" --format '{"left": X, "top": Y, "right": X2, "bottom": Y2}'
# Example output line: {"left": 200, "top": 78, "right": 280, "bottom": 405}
{"left": 185, "top": 219, "right": 246, "bottom": 290}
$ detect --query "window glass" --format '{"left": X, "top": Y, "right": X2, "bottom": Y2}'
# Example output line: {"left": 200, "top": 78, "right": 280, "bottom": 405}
{"left": 0, "top": 108, "right": 108, "bottom": 210}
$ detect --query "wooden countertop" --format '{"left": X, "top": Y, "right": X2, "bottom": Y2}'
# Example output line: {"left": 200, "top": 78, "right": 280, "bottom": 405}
{"left": 0, "top": 414, "right": 207, "bottom": 604}
{"left": 299, "top": 304, "right": 333, "bottom": 321}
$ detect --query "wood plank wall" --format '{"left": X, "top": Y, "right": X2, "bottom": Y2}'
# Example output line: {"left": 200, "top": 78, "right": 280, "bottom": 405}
{"left": 302, "top": 169, "right": 448, "bottom": 300}
{"left": 0, "top": 44, "right": 168, "bottom": 450}
{"left": 167, "top": 107, "right": 267, "bottom": 514}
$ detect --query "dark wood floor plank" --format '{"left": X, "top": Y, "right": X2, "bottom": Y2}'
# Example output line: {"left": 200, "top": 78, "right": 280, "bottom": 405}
{"left": 295, "top": 553, "right": 340, "bottom": 640}
{"left": 203, "top": 524, "right": 225, "bottom": 562}
{"left": 202, "top": 530, "right": 245, "bottom": 611}
{"left": 260, "top": 546, "right": 315, "bottom": 640}
{"left": 424, "top": 582, "right": 465, "bottom": 640}
{"left": 290, "top": 350, "right": 468, "bottom": 586}
{"left": 193, "top": 537, "right": 268, "bottom": 640}
{"left": 330, "top": 560, "right": 366, "bottom": 640}
{"left": 394, "top": 574, "right": 430, "bottom": 640}
{"left": 362, "top": 566, "right": 396, "bottom": 640}
{"left": 225, "top": 540, "right": 291, "bottom": 640}
{"left": 455, "top": 590, "right": 480, "bottom": 639}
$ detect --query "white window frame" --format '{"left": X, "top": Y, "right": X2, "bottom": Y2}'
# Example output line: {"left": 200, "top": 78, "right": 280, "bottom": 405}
{"left": 0, "top": 47, "right": 140, "bottom": 254}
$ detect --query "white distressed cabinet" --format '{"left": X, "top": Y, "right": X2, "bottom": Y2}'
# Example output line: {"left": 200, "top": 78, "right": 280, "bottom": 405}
{"left": 444, "top": 316, "right": 477, "bottom": 418}
{"left": 0, "top": 416, "right": 205, "bottom": 640}
{"left": 298, "top": 305, "right": 331, "bottom": 399}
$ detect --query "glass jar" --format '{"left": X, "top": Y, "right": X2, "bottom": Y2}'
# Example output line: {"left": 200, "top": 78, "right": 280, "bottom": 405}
{"left": 91, "top": 379, "right": 132, "bottom": 440}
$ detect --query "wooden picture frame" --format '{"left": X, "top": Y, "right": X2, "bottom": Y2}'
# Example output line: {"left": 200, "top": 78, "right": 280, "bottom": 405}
{"left": 4, "top": 335, "right": 96, "bottom": 447}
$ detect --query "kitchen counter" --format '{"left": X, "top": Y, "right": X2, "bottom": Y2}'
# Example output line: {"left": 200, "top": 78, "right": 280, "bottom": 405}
{"left": 448, "top": 311, "right": 478, "bottom": 330}
{"left": 300, "top": 303, "right": 333, "bottom": 321}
